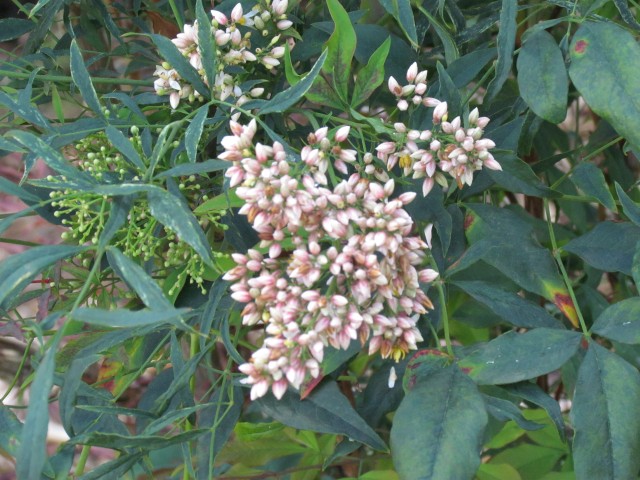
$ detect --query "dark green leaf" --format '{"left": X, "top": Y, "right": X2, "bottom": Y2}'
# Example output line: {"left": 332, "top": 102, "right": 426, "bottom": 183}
{"left": 416, "top": 6, "right": 458, "bottom": 64}
{"left": 16, "top": 332, "right": 62, "bottom": 479}
{"left": 379, "top": 0, "right": 418, "bottom": 46}
{"left": 458, "top": 329, "right": 582, "bottom": 384}
{"left": 323, "top": 0, "right": 356, "bottom": 98}
{"left": 105, "top": 125, "right": 145, "bottom": 171}
{"left": 196, "top": 0, "right": 216, "bottom": 93}
{"left": 391, "top": 365, "right": 487, "bottom": 479}
{"left": 78, "top": 454, "right": 144, "bottom": 480}
{"left": 0, "top": 176, "right": 40, "bottom": 203}
{"left": 0, "top": 404, "right": 22, "bottom": 456}
{"left": 0, "top": 245, "right": 85, "bottom": 310}
{"left": 71, "top": 430, "right": 205, "bottom": 449}
{"left": 0, "top": 89, "right": 52, "bottom": 130}
{"left": 10, "top": 130, "right": 92, "bottom": 183}
{"left": 97, "top": 196, "right": 132, "bottom": 250}
{"left": 569, "top": 21, "right": 640, "bottom": 151}
{"left": 487, "top": 152, "right": 559, "bottom": 198}
{"left": 70, "top": 39, "right": 104, "bottom": 117}
{"left": 571, "top": 163, "right": 617, "bottom": 211}
{"left": 106, "top": 247, "right": 171, "bottom": 309}
{"left": 615, "top": 182, "right": 640, "bottom": 226}
{"left": 185, "top": 105, "right": 208, "bottom": 163}
{"left": 0, "top": 18, "right": 35, "bottom": 41}
{"left": 147, "top": 187, "right": 214, "bottom": 265}
{"left": 261, "top": 49, "right": 328, "bottom": 115}
{"left": 154, "top": 159, "right": 230, "bottom": 179}
{"left": 483, "top": 395, "right": 545, "bottom": 431}
{"left": 517, "top": 30, "right": 568, "bottom": 123}
{"left": 256, "top": 381, "right": 387, "bottom": 451}
{"left": 436, "top": 62, "right": 461, "bottom": 118}
{"left": 572, "top": 342, "right": 640, "bottom": 479}
{"left": 634, "top": 240, "right": 640, "bottom": 287}
{"left": 592, "top": 297, "right": 640, "bottom": 344}
{"left": 509, "top": 382, "right": 566, "bottom": 441}
{"left": 72, "top": 307, "right": 189, "bottom": 328}
{"left": 352, "top": 36, "right": 390, "bottom": 108}
{"left": 452, "top": 280, "right": 561, "bottom": 329}
{"left": 151, "top": 34, "right": 209, "bottom": 99}
{"left": 486, "top": 0, "right": 517, "bottom": 102}
{"left": 563, "top": 221, "right": 640, "bottom": 275}
{"left": 447, "top": 48, "right": 497, "bottom": 88}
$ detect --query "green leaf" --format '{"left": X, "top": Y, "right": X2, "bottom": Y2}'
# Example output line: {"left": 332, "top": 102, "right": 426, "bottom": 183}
{"left": 9, "top": 130, "right": 92, "bottom": 183}
{"left": 563, "top": 221, "right": 640, "bottom": 275}
{"left": 352, "top": 36, "right": 391, "bottom": 108}
{"left": 0, "top": 245, "right": 85, "bottom": 310}
{"left": 260, "top": 49, "right": 328, "bottom": 115}
{"left": 151, "top": 34, "right": 209, "bottom": 99}
{"left": 193, "top": 190, "right": 243, "bottom": 214}
{"left": 490, "top": 444, "right": 564, "bottom": 480}
{"left": 70, "top": 39, "right": 104, "bottom": 118}
{"left": 379, "top": 0, "right": 418, "bottom": 46}
{"left": 615, "top": 182, "right": 640, "bottom": 226}
{"left": 283, "top": 42, "right": 302, "bottom": 86}
{"left": 477, "top": 463, "right": 522, "bottom": 480}
{"left": 256, "top": 381, "right": 387, "bottom": 452}
{"left": 154, "top": 159, "right": 230, "bottom": 179}
{"left": 572, "top": 342, "right": 640, "bottom": 479}
{"left": 196, "top": 0, "right": 216, "bottom": 92}
{"left": 571, "top": 163, "right": 617, "bottom": 211}
{"left": 16, "top": 331, "right": 62, "bottom": 479}
{"left": 569, "top": 21, "right": 640, "bottom": 151}
{"left": 147, "top": 187, "right": 214, "bottom": 265}
{"left": 106, "top": 247, "right": 171, "bottom": 309}
{"left": 0, "top": 404, "right": 22, "bottom": 456}
{"left": 390, "top": 364, "right": 487, "bottom": 479}
{"left": 508, "top": 382, "right": 566, "bottom": 441}
{"left": 591, "top": 297, "right": 640, "bottom": 344}
{"left": 486, "top": 0, "right": 517, "bottom": 102}
{"left": 0, "top": 176, "right": 40, "bottom": 203}
{"left": 416, "top": 6, "right": 458, "bottom": 64}
{"left": 0, "top": 87, "right": 51, "bottom": 131}
{"left": 517, "top": 30, "right": 568, "bottom": 124}
{"left": 323, "top": 0, "right": 356, "bottom": 98}
{"left": 0, "top": 18, "right": 35, "bottom": 41}
{"left": 185, "top": 105, "right": 208, "bottom": 163}
{"left": 72, "top": 306, "right": 189, "bottom": 328}
{"left": 105, "top": 125, "right": 145, "bottom": 171}
{"left": 98, "top": 196, "right": 132, "bottom": 250}
{"left": 483, "top": 395, "right": 545, "bottom": 431}
{"left": 634, "top": 240, "right": 640, "bottom": 287}
{"left": 452, "top": 280, "right": 561, "bottom": 329}
{"left": 458, "top": 329, "right": 582, "bottom": 384}
{"left": 487, "top": 152, "right": 560, "bottom": 198}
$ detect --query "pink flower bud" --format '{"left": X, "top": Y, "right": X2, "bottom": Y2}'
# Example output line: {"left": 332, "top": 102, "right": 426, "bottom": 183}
{"left": 406, "top": 62, "right": 418, "bottom": 82}
{"left": 397, "top": 99, "right": 409, "bottom": 111}
{"left": 277, "top": 19, "right": 293, "bottom": 30}
{"left": 432, "top": 101, "right": 448, "bottom": 123}
{"left": 211, "top": 9, "right": 228, "bottom": 25}
{"left": 335, "top": 125, "right": 350, "bottom": 142}
{"left": 231, "top": 3, "right": 243, "bottom": 22}
{"left": 388, "top": 76, "right": 402, "bottom": 96}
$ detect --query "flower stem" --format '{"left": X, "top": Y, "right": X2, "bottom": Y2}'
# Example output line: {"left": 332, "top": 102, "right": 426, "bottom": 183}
{"left": 434, "top": 278, "right": 454, "bottom": 356}
{"left": 543, "top": 198, "right": 590, "bottom": 335}
{"left": 0, "top": 69, "right": 150, "bottom": 87}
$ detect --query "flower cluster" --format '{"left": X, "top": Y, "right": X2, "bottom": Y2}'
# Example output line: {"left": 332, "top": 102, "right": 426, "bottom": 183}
{"left": 154, "top": 1, "right": 293, "bottom": 109}
{"left": 220, "top": 120, "right": 438, "bottom": 400}
{"left": 387, "top": 62, "right": 440, "bottom": 111}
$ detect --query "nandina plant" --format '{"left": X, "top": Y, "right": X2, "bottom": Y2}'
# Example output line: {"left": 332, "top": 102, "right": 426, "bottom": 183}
{"left": 0, "top": 0, "right": 639, "bottom": 478}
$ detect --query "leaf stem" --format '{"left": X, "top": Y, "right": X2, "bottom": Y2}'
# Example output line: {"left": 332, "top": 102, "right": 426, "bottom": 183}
{"left": 0, "top": 69, "right": 150, "bottom": 87}
{"left": 75, "top": 445, "right": 91, "bottom": 476}
{"left": 543, "top": 198, "right": 589, "bottom": 335}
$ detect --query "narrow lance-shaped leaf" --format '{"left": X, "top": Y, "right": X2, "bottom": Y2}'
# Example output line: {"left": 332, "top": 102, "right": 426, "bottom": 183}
{"left": 485, "top": 0, "right": 517, "bottom": 102}
{"left": 72, "top": 307, "right": 190, "bottom": 328}
{"left": 16, "top": 332, "right": 62, "bottom": 479}
{"left": 572, "top": 342, "right": 640, "bottom": 480}
{"left": 106, "top": 247, "right": 172, "bottom": 309}
{"left": 323, "top": 0, "right": 356, "bottom": 99}
{"left": 185, "top": 105, "right": 208, "bottom": 163}
{"left": 70, "top": 39, "right": 104, "bottom": 118}
{"left": 517, "top": 30, "right": 568, "bottom": 124}
{"left": 147, "top": 186, "right": 214, "bottom": 265}
{"left": 260, "top": 49, "right": 328, "bottom": 115}
{"left": 0, "top": 18, "right": 35, "bottom": 41}
{"left": 391, "top": 364, "right": 487, "bottom": 479}
{"left": 105, "top": 125, "right": 146, "bottom": 171}
{"left": 196, "top": 0, "right": 216, "bottom": 92}
{"left": 352, "top": 37, "right": 391, "bottom": 108}
{"left": 151, "top": 34, "right": 209, "bottom": 99}
{"left": 379, "top": 0, "right": 418, "bottom": 47}
{"left": 569, "top": 21, "right": 640, "bottom": 151}
{"left": 0, "top": 245, "right": 86, "bottom": 310}
{"left": 613, "top": 0, "right": 640, "bottom": 31}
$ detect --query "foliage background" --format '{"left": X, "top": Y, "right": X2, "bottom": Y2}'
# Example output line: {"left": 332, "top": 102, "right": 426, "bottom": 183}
{"left": 0, "top": 0, "right": 640, "bottom": 478}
